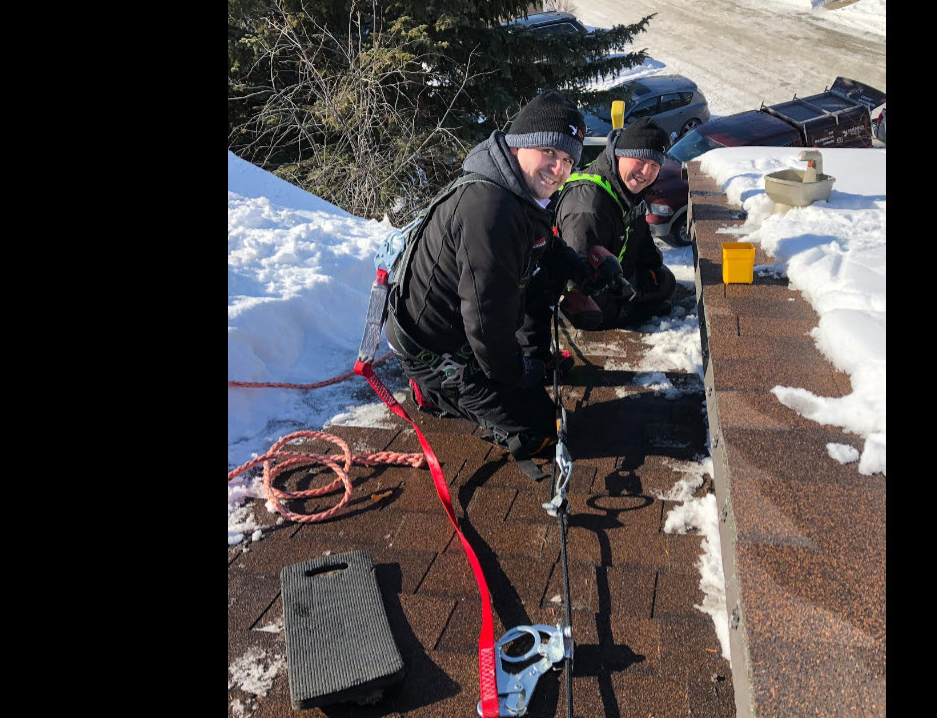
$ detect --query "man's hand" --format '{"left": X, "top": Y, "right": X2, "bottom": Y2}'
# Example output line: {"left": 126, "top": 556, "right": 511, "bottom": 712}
{"left": 588, "top": 249, "right": 625, "bottom": 294}
{"left": 584, "top": 247, "right": 637, "bottom": 300}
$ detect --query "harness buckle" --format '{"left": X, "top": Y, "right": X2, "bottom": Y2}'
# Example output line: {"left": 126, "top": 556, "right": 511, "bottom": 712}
{"left": 437, "top": 354, "right": 465, "bottom": 389}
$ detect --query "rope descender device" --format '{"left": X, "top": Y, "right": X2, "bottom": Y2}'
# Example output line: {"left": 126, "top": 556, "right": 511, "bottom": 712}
{"left": 544, "top": 404, "right": 573, "bottom": 519}
{"left": 478, "top": 622, "right": 573, "bottom": 717}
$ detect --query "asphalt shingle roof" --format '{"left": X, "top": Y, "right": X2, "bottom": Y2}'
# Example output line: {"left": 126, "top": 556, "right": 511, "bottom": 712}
{"left": 228, "top": 162, "right": 885, "bottom": 718}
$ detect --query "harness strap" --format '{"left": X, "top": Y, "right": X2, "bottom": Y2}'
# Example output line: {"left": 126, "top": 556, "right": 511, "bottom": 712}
{"left": 390, "top": 172, "right": 497, "bottom": 308}
{"left": 354, "top": 357, "right": 500, "bottom": 716}
{"left": 562, "top": 171, "right": 626, "bottom": 215}
{"left": 388, "top": 308, "right": 479, "bottom": 375}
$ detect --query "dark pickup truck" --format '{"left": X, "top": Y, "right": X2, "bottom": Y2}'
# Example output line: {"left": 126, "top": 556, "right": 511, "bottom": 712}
{"left": 604, "top": 77, "right": 886, "bottom": 245}
{"left": 757, "top": 76, "right": 884, "bottom": 148}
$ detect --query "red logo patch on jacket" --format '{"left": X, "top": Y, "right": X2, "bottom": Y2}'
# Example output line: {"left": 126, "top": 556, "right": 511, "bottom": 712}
{"left": 533, "top": 236, "right": 547, "bottom": 249}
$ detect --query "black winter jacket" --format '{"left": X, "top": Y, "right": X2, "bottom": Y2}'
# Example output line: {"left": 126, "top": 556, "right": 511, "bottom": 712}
{"left": 390, "top": 131, "right": 584, "bottom": 386}
{"left": 553, "top": 130, "right": 664, "bottom": 281}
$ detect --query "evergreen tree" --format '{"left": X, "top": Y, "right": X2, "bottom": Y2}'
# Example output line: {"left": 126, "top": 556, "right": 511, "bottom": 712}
{"left": 228, "top": 1, "right": 655, "bottom": 221}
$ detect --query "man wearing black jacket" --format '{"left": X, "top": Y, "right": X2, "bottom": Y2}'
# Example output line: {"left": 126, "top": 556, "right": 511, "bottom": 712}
{"left": 555, "top": 117, "right": 677, "bottom": 329}
{"left": 387, "top": 91, "right": 621, "bottom": 469}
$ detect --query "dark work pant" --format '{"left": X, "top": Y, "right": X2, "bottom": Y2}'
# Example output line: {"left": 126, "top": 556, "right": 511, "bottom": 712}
{"left": 517, "top": 260, "right": 568, "bottom": 361}
{"left": 393, "top": 350, "right": 557, "bottom": 456}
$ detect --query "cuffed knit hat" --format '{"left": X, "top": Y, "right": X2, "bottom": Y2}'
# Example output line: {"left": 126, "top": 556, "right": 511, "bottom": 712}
{"left": 505, "top": 91, "right": 585, "bottom": 164}
{"left": 613, "top": 117, "right": 670, "bottom": 166}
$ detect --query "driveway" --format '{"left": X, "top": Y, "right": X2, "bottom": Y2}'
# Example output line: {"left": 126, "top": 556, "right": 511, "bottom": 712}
{"left": 574, "top": 0, "right": 886, "bottom": 117}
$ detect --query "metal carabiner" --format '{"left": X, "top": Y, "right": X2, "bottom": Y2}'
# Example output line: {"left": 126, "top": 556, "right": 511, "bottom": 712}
{"left": 477, "top": 623, "right": 573, "bottom": 717}
{"left": 543, "top": 437, "right": 573, "bottom": 518}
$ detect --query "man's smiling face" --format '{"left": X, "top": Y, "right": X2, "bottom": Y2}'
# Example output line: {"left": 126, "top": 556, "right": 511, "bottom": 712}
{"left": 617, "top": 155, "right": 661, "bottom": 194}
{"left": 511, "top": 146, "right": 576, "bottom": 200}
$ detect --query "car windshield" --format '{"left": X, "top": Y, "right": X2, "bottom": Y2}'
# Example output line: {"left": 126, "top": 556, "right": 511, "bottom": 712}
{"left": 583, "top": 80, "right": 645, "bottom": 125}
{"left": 667, "top": 129, "right": 726, "bottom": 163}
{"left": 611, "top": 80, "right": 646, "bottom": 109}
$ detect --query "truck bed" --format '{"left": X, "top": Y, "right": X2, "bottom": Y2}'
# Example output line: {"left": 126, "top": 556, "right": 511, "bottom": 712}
{"left": 760, "top": 77, "right": 885, "bottom": 149}
{"left": 761, "top": 77, "right": 885, "bottom": 147}
{"left": 764, "top": 99, "right": 870, "bottom": 148}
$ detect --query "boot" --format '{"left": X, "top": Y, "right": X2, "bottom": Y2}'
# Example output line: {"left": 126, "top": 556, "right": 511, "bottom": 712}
{"left": 647, "top": 299, "right": 672, "bottom": 317}
{"left": 560, "top": 290, "right": 603, "bottom": 330}
{"left": 615, "top": 299, "right": 672, "bottom": 327}
{"left": 480, "top": 429, "right": 555, "bottom": 481}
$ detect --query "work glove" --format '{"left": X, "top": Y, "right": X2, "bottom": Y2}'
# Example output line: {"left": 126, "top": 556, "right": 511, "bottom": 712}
{"left": 592, "top": 251, "right": 624, "bottom": 288}
{"left": 568, "top": 254, "right": 594, "bottom": 287}
{"left": 569, "top": 254, "right": 611, "bottom": 296}
{"left": 517, "top": 356, "right": 545, "bottom": 389}
{"left": 587, "top": 253, "right": 636, "bottom": 300}
{"left": 596, "top": 258, "right": 636, "bottom": 301}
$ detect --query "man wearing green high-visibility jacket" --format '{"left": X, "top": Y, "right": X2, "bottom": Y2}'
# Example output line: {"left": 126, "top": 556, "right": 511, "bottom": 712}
{"left": 555, "top": 117, "right": 677, "bottom": 329}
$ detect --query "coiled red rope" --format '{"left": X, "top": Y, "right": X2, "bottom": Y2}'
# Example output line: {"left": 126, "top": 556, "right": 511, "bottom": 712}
{"left": 227, "top": 353, "right": 423, "bottom": 523}
{"left": 227, "top": 430, "right": 425, "bottom": 523}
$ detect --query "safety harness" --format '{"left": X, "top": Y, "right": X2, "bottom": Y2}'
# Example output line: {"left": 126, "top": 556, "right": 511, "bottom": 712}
{"left": 381, "top": 173, "right": 492, "bottom": 403}
{"left": 388, "top": 312, "right": 482, "bottom": 405}
{"left": 354, "top": 178, "right": 577, "bottom": 716}
{"left": 560, "top": 171, "right": 647, "bottom": 262}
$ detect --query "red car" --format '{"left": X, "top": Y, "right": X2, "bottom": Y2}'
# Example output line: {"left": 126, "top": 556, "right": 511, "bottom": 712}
{"left": 873, "top": 106, "right": 886, "bottom": 144}
{"left": 588, "top": 78, "right": 885, "bottom": 246}
{"left": 646, "top": 110, "right": 814, "bottom": 245}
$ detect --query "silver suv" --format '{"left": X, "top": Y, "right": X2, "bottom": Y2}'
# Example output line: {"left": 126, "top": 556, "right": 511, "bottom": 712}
{"left": 583, "top": 74, "right": 710, "bottom": 140}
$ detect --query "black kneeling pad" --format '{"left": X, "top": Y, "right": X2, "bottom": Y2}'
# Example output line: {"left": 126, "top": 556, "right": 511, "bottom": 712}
{"left": 281, "top": 550, "right": 405, "bottom": 709}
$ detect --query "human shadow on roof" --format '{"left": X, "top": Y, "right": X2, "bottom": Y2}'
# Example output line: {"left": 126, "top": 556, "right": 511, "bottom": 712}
{"left": 566, "top": 390, "right": 707, "bottom": 463}
{"left": 568, "top": 497, "right": 651, "bottom": 718}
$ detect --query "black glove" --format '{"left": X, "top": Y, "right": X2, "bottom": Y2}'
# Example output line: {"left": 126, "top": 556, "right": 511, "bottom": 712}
{"left": 517, "top": 356, "right": 545, "bottom": 389}
{"left": 568, "top": 254, "right": 593, "bottom": 287}
{"left": 593, "top": 252, "right": 624, "bottom": 287}
{"left": 593, "top": 256, "right": 637, "bottom": 301}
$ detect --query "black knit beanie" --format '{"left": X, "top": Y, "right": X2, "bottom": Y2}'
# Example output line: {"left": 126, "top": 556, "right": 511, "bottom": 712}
{"left": 505, "top": 91, "right": 585, "bottom": 164}
{"left": 614, "top": 117, "right": 671, "bottom": 166}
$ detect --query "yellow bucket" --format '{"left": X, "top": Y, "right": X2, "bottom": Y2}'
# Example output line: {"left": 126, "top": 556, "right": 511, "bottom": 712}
{"left": 722, "top": 242, "right": 755, "bottom": 284}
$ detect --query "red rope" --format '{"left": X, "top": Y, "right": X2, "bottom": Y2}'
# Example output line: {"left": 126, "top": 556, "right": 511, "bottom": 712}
{"left": 227, "top": 430, "right": 424, "bottom": 523}
{"left": 227, "top": 352, "right": 394, "bottom": 390}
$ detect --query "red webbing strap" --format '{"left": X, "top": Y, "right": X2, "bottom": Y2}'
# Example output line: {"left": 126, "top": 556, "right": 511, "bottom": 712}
{"left": 354, "top": 358, "right": 500, "bottom": 716}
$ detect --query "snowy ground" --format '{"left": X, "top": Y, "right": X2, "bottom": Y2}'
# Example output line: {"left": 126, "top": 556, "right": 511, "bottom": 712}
{"left": 574, "top": 0, "right": 885, "bottom": 118}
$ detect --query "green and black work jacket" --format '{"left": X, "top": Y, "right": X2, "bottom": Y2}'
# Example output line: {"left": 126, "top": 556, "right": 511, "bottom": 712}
{"left": 553, "top": 131, "right": 664, "bottom": 282}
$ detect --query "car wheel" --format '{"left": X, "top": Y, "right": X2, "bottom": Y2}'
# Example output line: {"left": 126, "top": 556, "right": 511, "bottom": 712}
{"left": 679, "top": 118, "right": 701, "bottom": 137}
{"left": 667, "top": 216, "right": 691, "bottom": 246}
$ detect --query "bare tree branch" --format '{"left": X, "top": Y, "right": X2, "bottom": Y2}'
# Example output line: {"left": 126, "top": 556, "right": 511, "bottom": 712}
{"left": 229, "top": 0, "right": 493, "bottom": 221}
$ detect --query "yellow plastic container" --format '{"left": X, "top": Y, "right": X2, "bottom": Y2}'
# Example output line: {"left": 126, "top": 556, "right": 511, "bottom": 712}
{"left": 722, "top": 242, "right": 755, "bottom": 284}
